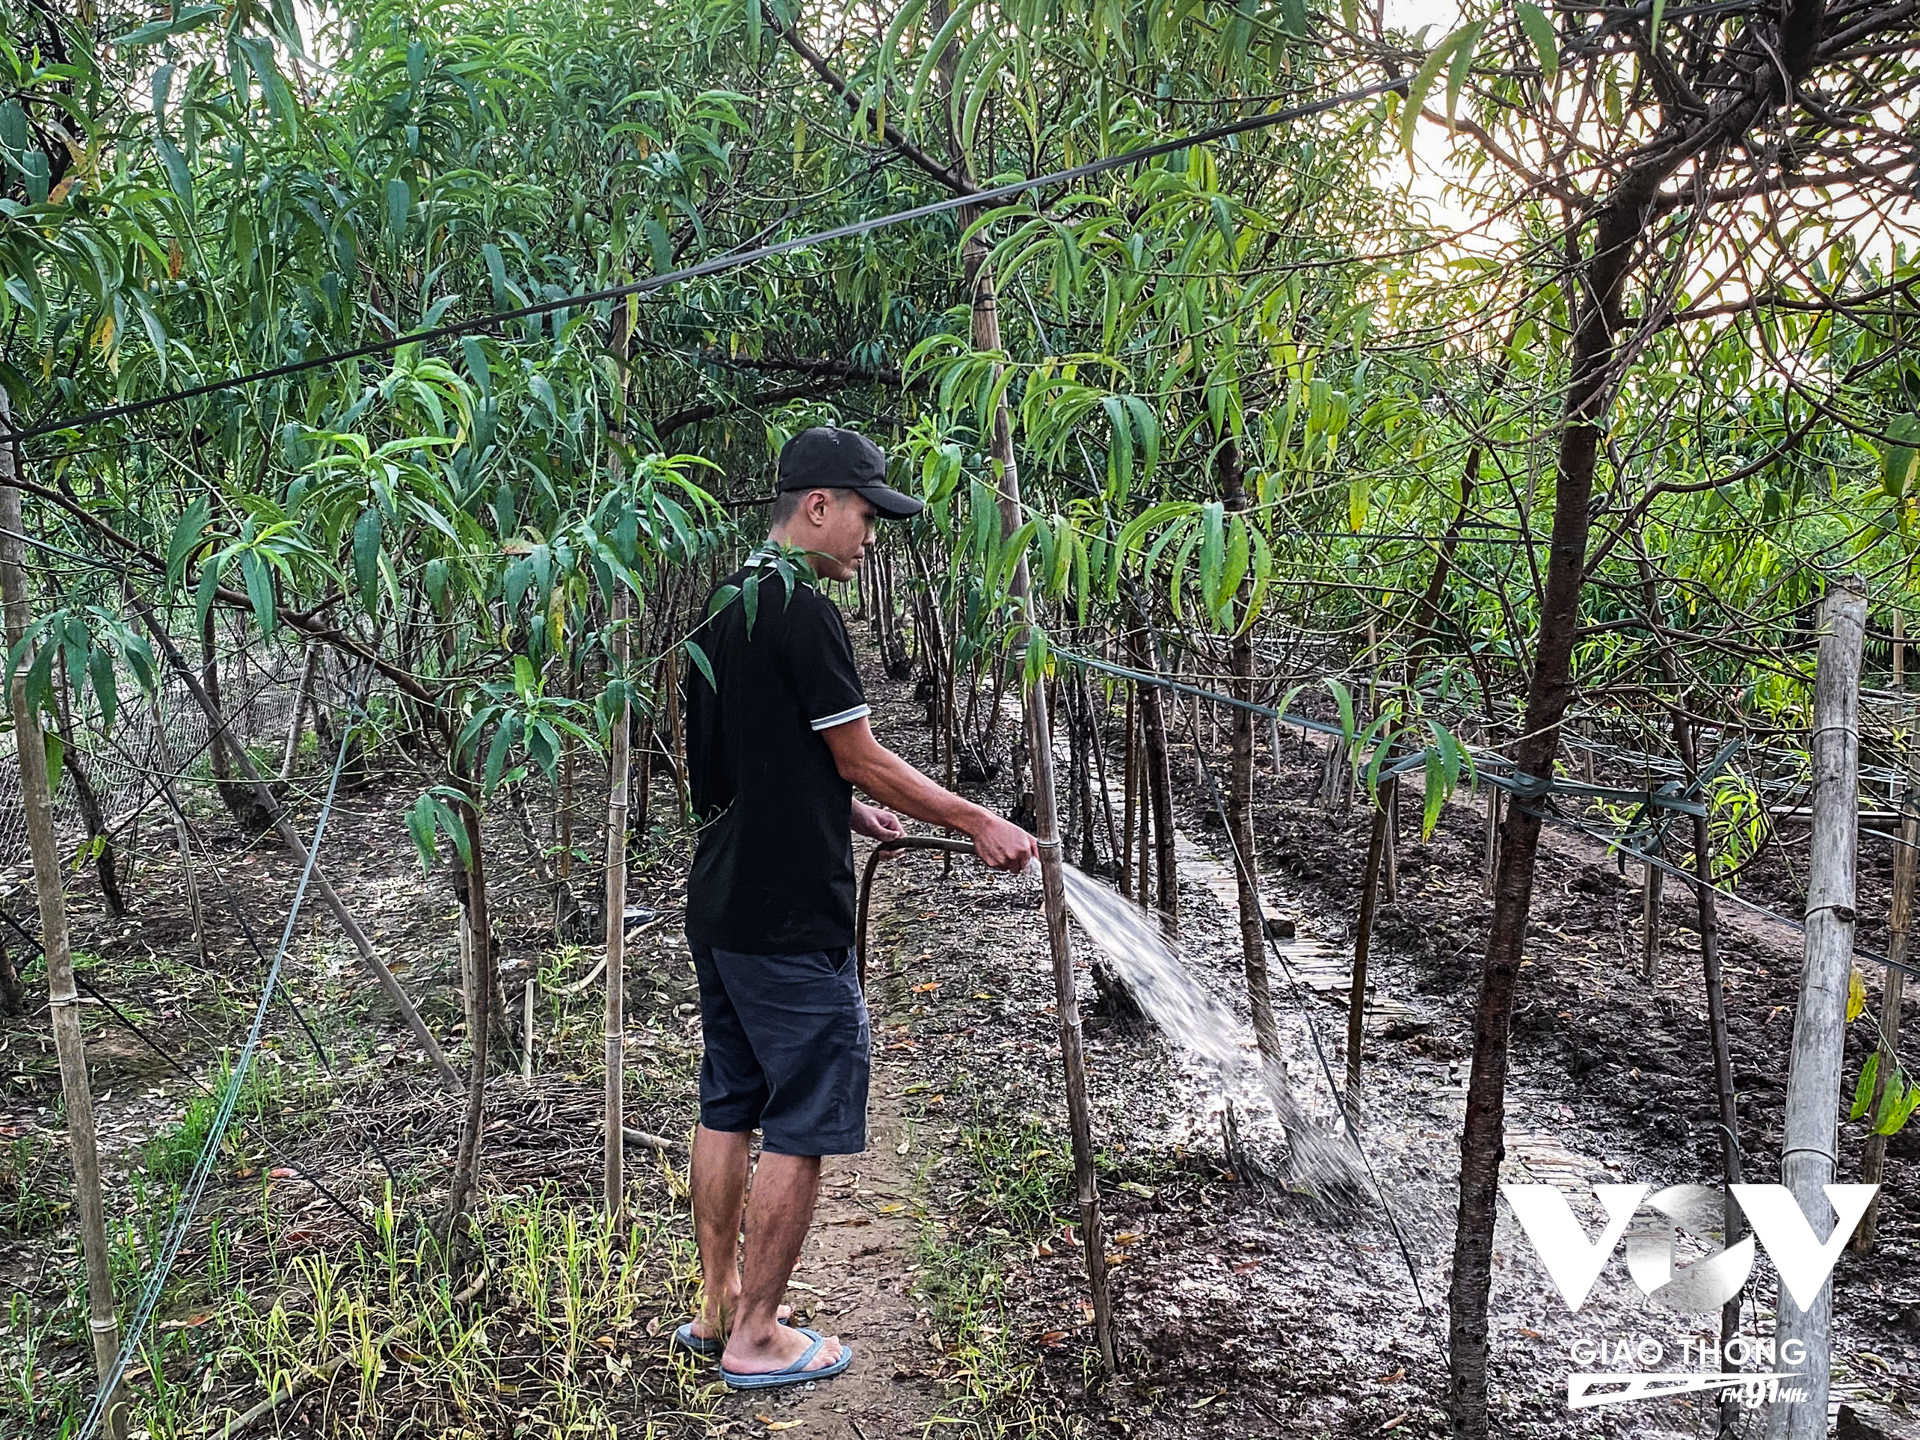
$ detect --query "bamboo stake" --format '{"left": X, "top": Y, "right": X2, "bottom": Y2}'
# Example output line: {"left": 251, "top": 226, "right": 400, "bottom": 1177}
{"left": 1767, "top": 579, "right": 1866, "bottom": 1440}
{"left": 970, "top": 235, "right": 1116, "bottom": 1375}
{"left": 0, "top": 391, "right": 126, "bottom": 1440}
{"left": 1120, "top": 681, "right": 1137, "bottom": 899}
{"left": 167, "top": 783, "right": 211, "bottom": 964}
{"left": 279, "top": 640, "right": 322, "bottom": 781}
{"left": 1346, "top": 783, "right": 1392, "bottom": 1121}
{"left": 521, "top": 978, "right": 537, "bottom": 1081}
{"left": 604, "top": 591, "right": 630, "bottom": 1225}
{"left": 1853, "top": 717, "right": 1916, "bottom": 1254}
{"left": 1640, "top": 852, "right": 1664, "bottom": 984}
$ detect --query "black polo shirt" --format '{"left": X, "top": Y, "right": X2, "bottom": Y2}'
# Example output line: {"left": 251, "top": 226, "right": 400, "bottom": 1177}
{"left": 684, "top": 561, "right": 869, "bottom": 953}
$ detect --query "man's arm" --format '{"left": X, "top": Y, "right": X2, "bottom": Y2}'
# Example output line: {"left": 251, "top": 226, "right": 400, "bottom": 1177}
{"left": 822, "top": 717, "right": 1037, "bottom": 872}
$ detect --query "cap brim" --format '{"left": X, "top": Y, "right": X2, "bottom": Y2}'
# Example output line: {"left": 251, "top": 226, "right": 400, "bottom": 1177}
{"left": 856, "top": 482, "right": 925, "bottom": 520}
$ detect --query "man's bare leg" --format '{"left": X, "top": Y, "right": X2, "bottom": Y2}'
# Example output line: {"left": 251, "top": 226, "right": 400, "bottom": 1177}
{"left": 690, "top": 1125, "right": 752, "bottom": 1339}
{"left": 719, "top": 1152, "right": 845, "bottom": 1374}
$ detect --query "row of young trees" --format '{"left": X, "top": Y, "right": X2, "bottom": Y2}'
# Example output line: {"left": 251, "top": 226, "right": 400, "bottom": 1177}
{"left": 8, "top": 0, "right": 1920, "bottom": 1433}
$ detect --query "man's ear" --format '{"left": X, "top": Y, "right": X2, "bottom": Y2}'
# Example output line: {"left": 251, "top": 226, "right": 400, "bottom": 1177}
{"left": 803, "top": 489, "right": 834, "bottom": 526}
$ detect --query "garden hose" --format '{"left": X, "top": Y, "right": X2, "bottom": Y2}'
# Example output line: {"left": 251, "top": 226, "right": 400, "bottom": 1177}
{"left": 855, "top": 835, "right": 975, "bottom": 988}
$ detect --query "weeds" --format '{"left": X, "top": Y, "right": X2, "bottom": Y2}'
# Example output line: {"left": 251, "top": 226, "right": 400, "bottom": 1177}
{"left": 0, "top": 1130, "right": 67, "bottom": 1239}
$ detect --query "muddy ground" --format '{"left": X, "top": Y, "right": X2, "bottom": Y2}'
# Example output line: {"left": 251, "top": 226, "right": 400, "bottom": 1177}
{"left": 1, "top": 640, "right": 1915, "bottom": 1438}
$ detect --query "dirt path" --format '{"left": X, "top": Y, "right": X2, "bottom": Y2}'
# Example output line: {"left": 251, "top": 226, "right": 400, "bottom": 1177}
{"left": 709, "top": 856, "right": 945, "bottom": 1438}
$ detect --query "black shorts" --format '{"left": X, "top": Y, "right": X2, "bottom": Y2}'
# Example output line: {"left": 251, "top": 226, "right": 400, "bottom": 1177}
{"left": 690, "top": 940, "right": 871, "bottom": 1157}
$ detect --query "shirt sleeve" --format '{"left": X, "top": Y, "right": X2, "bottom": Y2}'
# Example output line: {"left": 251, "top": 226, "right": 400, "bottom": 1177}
{"left": 782, "top": 591, "right": 869, "bottom": 731}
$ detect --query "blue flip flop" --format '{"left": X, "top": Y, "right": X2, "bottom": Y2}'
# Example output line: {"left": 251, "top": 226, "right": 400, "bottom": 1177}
{"left": 671, "top": 1321, "right": 724, "bottom": 1358}
{"left": 719, "top": 1328, "right": 854, "bottom": 1390}
{"left": 671, "top": 1313, "right": 794, "bottom": 1359}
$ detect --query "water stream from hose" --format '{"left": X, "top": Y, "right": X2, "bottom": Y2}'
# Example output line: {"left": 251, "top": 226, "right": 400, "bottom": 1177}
{"left": 1057, "top": 863, "right": 1374, "bottom": 1217}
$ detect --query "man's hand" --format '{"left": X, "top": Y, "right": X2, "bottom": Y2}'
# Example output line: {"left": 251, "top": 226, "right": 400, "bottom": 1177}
{"left": 852, "top": 799, "right": 907, "bottom": 849}
{"left": 968, "top": 812, "right": 1038, "bottom": 874}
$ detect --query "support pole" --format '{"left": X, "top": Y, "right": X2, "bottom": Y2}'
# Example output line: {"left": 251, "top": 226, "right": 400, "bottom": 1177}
{"left": 1347, "top": 784, "right": 1391, "bottom": 1121}
{"left": 0, "top": 389, "right": 127, "bottom": 1440}
{"left": 1767, "top": 579, "right": 1867, "bottom": 1440}
{"left": 604, "top": 592, "right": 630, "bottom": 1225}
{"left": 969, "top": 234, "right": 1116, "bottom": 1375}
{"left": 1852, "top": 716, "right": 1915, "bottom": 1254}
{"left": 1640, "top": 851, "right": 1663, "bottom": 984}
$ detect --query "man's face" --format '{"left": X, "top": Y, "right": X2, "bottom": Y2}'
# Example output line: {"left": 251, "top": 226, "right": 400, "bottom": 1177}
{"left": 795, "top": 489, "right": 878, "bottom": 582}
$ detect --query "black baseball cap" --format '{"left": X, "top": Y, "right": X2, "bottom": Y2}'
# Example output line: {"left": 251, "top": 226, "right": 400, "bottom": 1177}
{"left": 776, "top": 426, "right": 924, "bottom": 520}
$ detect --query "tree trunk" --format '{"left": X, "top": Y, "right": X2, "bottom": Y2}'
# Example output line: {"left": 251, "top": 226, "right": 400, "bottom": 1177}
{"left": 442, "top": 791, "right": 493, "bottom": 1251}
{"left": 49, "top": 671, "right": 124, "bottom": 918}
{"left": 1120, "top": 682, "right": 1138, "bottom": 900}
{"left": 1222, "top": 440, "right": 1278, "bottom": 1063}
{"left": 130, "top": 600, "right": 460, "bottom": 1087}
{"left": 1129, "top": 622, "right": 1179, "bottom": 936}
{"left": 168, "top": 785, "right": 211, "bottom": 965}
{"left": 1640, "top": 856, "right": 1664, "bottom": 984}
{"left": 1446, "top": 183, "right": 1653, "bottom": 1439}
{"left": 1767, "top": 580, "right": 1866, "bottom": 1440}
{"left": 200, "top": 611, "right": 275, "bottom": 832}
{"left": 1679, "top": 716, "right": 1745, "bottom": 1432}
{"left": 0, "top": 400, "right": 127, "bottom": 1440}
{"left": 1084, "top": 671, "right": 1120, "bottom": 870}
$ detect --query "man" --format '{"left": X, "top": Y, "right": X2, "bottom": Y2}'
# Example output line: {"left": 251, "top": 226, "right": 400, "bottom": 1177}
{"left": 676, "top": 425, "right": 1038, "bottom": 1390}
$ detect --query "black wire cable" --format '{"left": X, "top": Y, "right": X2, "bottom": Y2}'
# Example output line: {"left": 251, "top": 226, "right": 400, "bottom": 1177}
{"left": 0, "top": 77, "right": 1408, "bottom": 448}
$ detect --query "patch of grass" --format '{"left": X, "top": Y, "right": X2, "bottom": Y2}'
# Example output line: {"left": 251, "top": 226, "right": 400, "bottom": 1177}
{"left": 139, "top": 1053, "right": 289, "bottom": 1185}
{"left": 957, "top": 1114, "right": 1074, "bottom": 1235}
{"left": 912, "top": 1223, "right": 1089, "bottom": 1439}
{"left": 0, "top": 1131, "right": 67, "bottom": 1239}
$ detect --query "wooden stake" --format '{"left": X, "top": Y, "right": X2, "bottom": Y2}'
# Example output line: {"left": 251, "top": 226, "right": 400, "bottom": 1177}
{"left": 1120, "top": 682, "right": 1137, "bottom": 900}
{"left": 1346, "top": 784, "right": 1392, "bottom": 1121}
{"left": 1769, "top": 579, "right": 1866, "bottom": 1440}
{"left": 167, "top": 785, "right": 211, "bottom": 965}
{"left": 1678, "top": 716, "right": 1745, "bottom": 1424}
{"left": 279, "top": 640, "right": 322, "bottom": 781}
{"left": 1640, "top": 853, "right": 1664, "bottom": 984}
{"left": 1853, "top": 716, "right": 1916, "bottom": 1254}
{"left": 1896, "top": 608, "right": 1906, "bottom": 691}
{"left": 603, "top": 592, "right": 630, "bottom": 1225}
{"left": 970, "top": 228, "right": 1116, "bottom": 1374}
{"left": 1, "top": 392, "right": 127, "bottom": 1440}
{"left": 521, "top": 978, "right": 537, "bottom": 1081}
{"left": 1482, "top": 783, "right": 1501, "bottom": 895}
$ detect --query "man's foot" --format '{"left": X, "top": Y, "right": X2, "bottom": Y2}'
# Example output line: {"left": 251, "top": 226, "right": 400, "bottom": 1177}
{"left": 720, "top": 1319, "right": 845, "bottom": 1377}
{"left": 685, "top": 1299, "right": 791, "bottom": 1344}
